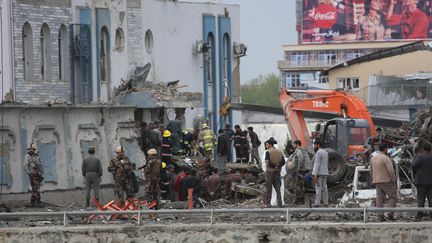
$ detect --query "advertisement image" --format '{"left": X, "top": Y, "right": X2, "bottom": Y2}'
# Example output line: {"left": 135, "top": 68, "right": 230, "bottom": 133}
{"left": 302, "top": 0, "right": 432, "bottom": 43}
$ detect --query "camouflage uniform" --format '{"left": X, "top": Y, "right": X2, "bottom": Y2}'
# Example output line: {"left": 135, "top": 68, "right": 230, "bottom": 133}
{"left": 108, "top": 156, "right": 134, "bottom": 201}
{"left": 285, "top": 147, "right": 309, "bottom": 203}
{"left": 24, "top": 153, "right": 44, "bottom": 205}
{"left": 143, "top": 157, "right": 162, "bottom": 202}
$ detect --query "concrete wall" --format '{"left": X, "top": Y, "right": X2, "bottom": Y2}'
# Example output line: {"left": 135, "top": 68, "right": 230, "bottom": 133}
{"left": 0, "top": 0, "right": 14, "bottom": 101}
{"left": 0, "top": 106, "right": 144, "bottom": 193}
{"left": 328, "top": 50, "right": 432, "bottom": 101}
{"left": 0, "top": 223, "right": 431, "bottom": 242}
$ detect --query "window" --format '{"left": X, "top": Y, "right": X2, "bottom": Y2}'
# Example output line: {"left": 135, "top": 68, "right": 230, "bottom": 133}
{"left": 284, "top": 73, "right": 300, "bottom": 87}
{"left": 289, "top": 52, "right": 309, "bottom": 66}
{"left": 144, "top": 30, "right": 153, "bottom": 54}
{"left": 206, "top": 32, "right": 215, "bottom": 85}
{"left": 40, "top": 23, "right": 51, "bottom": 81}
{"left": 349, "top": 127, "right": 370, "bottom": 145}
{"left": 22, "top": 22, "right": 34, "bottom": 81}
{"left": 115, "top": 28, "right": 124, "bottom": 52}
{"left": 337, "top": 77, "right": 360, "bottom": 90}
{"left": 346, "top": 50, "right": 363, "bottom": 60}
{"left": 318, "top": 51, "right": 336, "bottom": 65}
{"left": 320, "top": 76, "right": 329, "bottom": 83}
{"left": 223, "top": 33, "right": 230, "bottom": 95}
{"left": 99, "top": 26, "right": 110, "bottom": 82}
{"left": 58, "top": 24, "right": 68, "bottom": 81}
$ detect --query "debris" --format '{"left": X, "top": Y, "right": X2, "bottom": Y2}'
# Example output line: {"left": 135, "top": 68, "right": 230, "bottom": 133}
{"left": 41, "top": 200, "right": 66, "bottom": 207}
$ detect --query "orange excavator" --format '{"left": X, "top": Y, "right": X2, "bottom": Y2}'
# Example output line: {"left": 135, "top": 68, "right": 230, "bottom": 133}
{"left": 279, "top": 89, "right": 377, "bottom": 183}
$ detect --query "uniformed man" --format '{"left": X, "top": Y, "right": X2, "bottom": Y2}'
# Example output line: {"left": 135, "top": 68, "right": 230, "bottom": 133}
{"left": 24, "top": 143, "right": 44, "bottom": 207}
{"left": 82, "top": 147, "right": 103, "bottom": 208}
{"left": 199, "top": 124, "right": 216, "bottom": 162}
{"left": 143, "top": 148, "right": 162, "bottom": 203}
{"left": 107, "top": 146, "right": 134, "bottom": 205}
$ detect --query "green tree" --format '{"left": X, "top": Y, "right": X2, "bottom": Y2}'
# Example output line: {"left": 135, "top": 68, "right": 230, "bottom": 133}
{"left": 241, "top": 73, "right": 280, "bottom": 107}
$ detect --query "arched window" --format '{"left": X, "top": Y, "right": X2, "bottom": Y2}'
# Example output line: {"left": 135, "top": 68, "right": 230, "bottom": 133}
{"left": 115, "top": 27, "right": 124, "bottom": 52}
{"left": 58, "top": 24, "right": 69, "bottom": 81}
{"left": 40, "top": 23, "right": 51, "bottom": 80}
{"left": 99, "top": 26, "right": 110, "bottom": 82}
{"left": 22, "top": 22, "right": 34, "bottom": 80}
{"left": 207, "top": 32, "right": 215, "bottom": 84}
{"left": 144, "top": 30, "right": 153, "bottom": 54}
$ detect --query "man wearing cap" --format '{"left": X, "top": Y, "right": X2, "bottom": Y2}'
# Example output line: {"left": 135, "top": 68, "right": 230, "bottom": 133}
{"left": 108, "top": 146, "right": 134, "bottom": 205}
{"left": 24, "top": 143, "right": 44, "bottom": 207}
{"left": 143, "top": 148, "right": 162, "bottom": 203}
{"left": 82, "top": 147, "right": 103, "bottom": 208}
{"left": 199, "top": 124, "right": 216, "bottom": 162}
{"left": 264, "top": 139, "right": 284, "bottom": 207}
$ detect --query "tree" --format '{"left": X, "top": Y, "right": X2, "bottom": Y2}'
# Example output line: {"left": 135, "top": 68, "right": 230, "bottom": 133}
{"left": 241, "top": 74, "right": 280, "bottom": 107}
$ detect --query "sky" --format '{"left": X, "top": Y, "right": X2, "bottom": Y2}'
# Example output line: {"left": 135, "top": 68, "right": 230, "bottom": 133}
{"left": 182, "top": 0, "right": 297, "bottom": 83}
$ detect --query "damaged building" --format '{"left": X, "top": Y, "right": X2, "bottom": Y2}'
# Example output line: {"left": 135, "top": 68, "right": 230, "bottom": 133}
{"left": 0, "top": 0, "right": 242, "bottom": 194}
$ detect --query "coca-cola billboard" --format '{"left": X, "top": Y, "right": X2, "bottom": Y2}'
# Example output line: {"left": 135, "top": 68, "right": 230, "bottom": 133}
{"left": 301, "top": 0, "right": 432, "bottom": 44}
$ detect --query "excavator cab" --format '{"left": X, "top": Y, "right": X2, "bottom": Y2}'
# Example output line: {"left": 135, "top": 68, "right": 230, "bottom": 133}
{"left": 321, "top": 118, "right": 371, "bottom": 157}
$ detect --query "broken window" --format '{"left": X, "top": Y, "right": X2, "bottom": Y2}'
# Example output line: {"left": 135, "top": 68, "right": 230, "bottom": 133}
{"left": 115, "top": 27, "right": 124, "bottom": 52}
{"left": 206, "top": 32, "right": 215, "bottom": 85}
{"left": 223, "top": 33, "right": 231, "bottom": 96}
{"left": 22, "top": 22, "right": 34, "bottom": 81}
{"left": 145, "top": 29, "right": 153, "bottom": 54}
{"left": 99, "top": 26, "right": 110, "bottom": 82}
{"left": 40, "top": 23, "right": 51, "bottom": 81}
{"left": 58, "top": 24, "right": 68, "bottom": 81}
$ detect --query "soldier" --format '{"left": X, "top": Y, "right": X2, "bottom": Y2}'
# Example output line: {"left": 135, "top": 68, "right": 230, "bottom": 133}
{"left": 107, "top": 146, "right": 134, "bottom": 205}
{"left": 286, "top": 140, "right": 310, "bottom": 205}
{"left": 23, "top": 143, "right": 44, "bottom": 207}
{"left": 143, "top": 149, "right": 162, "bottom": 203}
{"left": 82, "top": 147, "right": 103, "bottom": 208}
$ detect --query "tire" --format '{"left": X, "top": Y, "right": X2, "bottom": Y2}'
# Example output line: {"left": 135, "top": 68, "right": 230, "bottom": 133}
{"left": 325, "top": 149, "right": 347, "bottom": 184}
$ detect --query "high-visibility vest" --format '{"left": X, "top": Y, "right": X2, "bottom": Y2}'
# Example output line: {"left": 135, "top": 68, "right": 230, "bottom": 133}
{"left": 202, "top": 129, "right": 216, "bottom": 151}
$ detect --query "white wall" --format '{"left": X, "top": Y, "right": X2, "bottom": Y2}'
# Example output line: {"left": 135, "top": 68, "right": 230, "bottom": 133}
{"left": 141, "top": 0, "right": 241, "bottom": 128}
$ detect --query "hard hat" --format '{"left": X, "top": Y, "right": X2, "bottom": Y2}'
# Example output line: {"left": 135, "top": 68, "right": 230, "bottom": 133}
{"left": 163, "top": 130, "right": 171, "bottom": 137}
{"left": 162, "top": 162, "right": 167, "bottom": 169}
{"left": 115, "top": 146, "right": 124, "bottom": 153}
{"left": 27, "top": 143, "right": 36, "bottom": 150}
{"left": 202, "top": 124, "right": 209, "bottom": 129}
{"left": 286, "top": 161, "right": 295, "bottom": 170}
{"left": 147, "top": 148, "right": 157, "bottom": 155}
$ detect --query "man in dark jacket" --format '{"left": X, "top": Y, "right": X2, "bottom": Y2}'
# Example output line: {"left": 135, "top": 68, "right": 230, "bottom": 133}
{"left": 217, "top": 129, "right": 230, "bottom": 174}
{"left": 224, "top": 124, "right": 235, "bottom": 162}
{"left": 411, "top": 143, "right": 432, "bottom": 221}
{"left": 82, "top": 147, "right": 103, "bottom": 207}
{"left": 247, "top": 127, "right": 261, "bottom": 167}
{"left": 233, "top": 125, "right": 243, "bottom": 163}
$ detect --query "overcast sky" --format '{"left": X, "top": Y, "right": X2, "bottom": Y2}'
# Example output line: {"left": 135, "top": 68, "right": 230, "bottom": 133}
{"left": 182, "top": 0, "right": 297, "bottom": 83}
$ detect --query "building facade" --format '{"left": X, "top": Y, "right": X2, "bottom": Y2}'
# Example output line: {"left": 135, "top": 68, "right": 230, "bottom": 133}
{"left": 0, "top": 0, "right": 241, "bottom": 194}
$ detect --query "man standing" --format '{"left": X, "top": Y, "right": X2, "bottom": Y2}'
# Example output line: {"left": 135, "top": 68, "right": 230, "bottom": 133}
{"left": 199, "top": 124, "right": 217, "bottom": 162}
{"left": 161, "top": 130, "right": 173, "bottom": 165}
{"left": 82, "top": 147, "right": 103, "bottom": 208}
{"left": 233, "top": 125, "right": 243, "bottom": 163}
{"left": 143, "top": 149, "right": 162, "bottom": 203}
{"left": 370, "top": 143, "right": 397, "bottom": 221}
{"left": 411, "top": 143, "right": 432, "bottom": 221}
{"left": 108, "top": 146, "right": 134, "bottom": 205}
{"left": 247, "top": 127, "right": 261, "bottom": 166}
{"left": 23, "top": 143, "right": 44, "bottom": 207}
{"left": 287, "top": 140, "right": 310, "bottom": 205}
{"left": 312, "top": 140, "right": 329, "bottom": 207}
{"left": 224, "top": 124, "right": 235, "bottom": 162}
{"left": 387, "top": 0, "right": 428, "bottom": 39}
{"left": 264, "top": 140, "right": 284, "bottom": 207}
{"left": 216, "top": 129, "right": 229, "bottom": 174}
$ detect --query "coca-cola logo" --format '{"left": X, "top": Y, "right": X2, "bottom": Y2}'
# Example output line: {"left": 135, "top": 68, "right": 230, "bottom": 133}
{"left": 314, "top": 4, "right": 337, "bottom": 29}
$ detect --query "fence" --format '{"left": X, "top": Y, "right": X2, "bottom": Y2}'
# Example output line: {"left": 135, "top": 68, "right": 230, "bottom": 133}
{"left": 1, "top": 207, "right": 431, "bottom": 227}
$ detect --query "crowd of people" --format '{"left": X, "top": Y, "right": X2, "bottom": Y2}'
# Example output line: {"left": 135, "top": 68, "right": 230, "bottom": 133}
{"left": 22, "top": 121, "right": 432, "bottom": 221}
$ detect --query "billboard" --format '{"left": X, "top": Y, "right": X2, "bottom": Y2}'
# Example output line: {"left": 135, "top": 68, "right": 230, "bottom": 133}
{"left": 301, "top": 0, "right": 432, "bottom": 43}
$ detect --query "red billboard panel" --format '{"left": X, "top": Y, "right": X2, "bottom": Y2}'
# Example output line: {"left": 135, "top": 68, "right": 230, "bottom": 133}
{"left": 302, "top": 0, "right": 432, "bottom": 43}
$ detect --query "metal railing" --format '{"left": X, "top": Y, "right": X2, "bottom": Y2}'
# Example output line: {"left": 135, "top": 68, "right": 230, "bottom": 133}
{"left": 1, "top": 207, "right": 432, "bottom": 227}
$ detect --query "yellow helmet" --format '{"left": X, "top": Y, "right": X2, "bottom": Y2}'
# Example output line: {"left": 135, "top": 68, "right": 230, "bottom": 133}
{"left": 202, "top": 123, "right": 209, "bottom": 129}
{"left": 147, "top": 148, "right": 157, "bottom": 155}
{"left": 163, "top": 130, "right": 171, "bottom": 137}
{"left": 162, "top": 162, "right": 167, "bottom": 169}
{"left": 115, "top": 146, "right": 124, "bottom": 153}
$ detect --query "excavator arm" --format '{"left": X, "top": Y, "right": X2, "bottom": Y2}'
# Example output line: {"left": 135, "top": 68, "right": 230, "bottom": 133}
{"left": 279, "top": 89, "right": 376, "bottom": 150}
